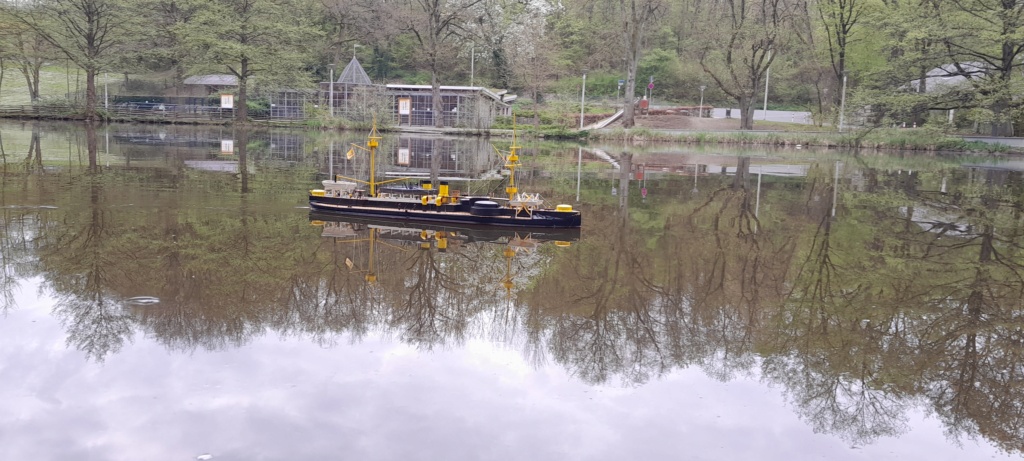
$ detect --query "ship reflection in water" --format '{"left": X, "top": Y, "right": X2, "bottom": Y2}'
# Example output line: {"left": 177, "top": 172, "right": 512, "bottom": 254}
{"left": 310, "top": 212, "right": 581, "bottom": 246}
{"left": 308, "top": 211, "right": 579, "bottom": 292}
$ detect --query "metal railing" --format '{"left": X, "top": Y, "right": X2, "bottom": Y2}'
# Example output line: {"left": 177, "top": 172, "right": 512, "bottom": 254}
{"left": 0, "top": 103, "right": 307, "bottom": 123}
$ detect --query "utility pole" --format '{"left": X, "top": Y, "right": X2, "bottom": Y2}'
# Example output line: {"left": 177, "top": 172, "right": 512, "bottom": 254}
{"left": 579, "top": 69, "right": 588, "bottom": 130}
{"left": 839, "top": 71, "right": 848, "bottom": 132}
{"left": 328, "top": 64, "right": 335, "bottom": 117}
{"left": 699, "top": 85, "right": 706, "bottom": 118}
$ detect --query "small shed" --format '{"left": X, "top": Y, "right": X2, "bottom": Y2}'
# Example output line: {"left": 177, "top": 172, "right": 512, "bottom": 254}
{"left": 182, "top": 74, "right": 238, "bottom": 97}
{"left": 387, "top": 84, "right": 513, "bottom": 129}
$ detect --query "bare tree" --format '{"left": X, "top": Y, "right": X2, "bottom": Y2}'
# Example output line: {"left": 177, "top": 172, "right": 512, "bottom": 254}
{"left": 322, "top": 0, "right": 377, "bottom": 65}
{"left": 396, "top": 0, "right": 484, "bottom": 127}
{"left": 13, "top": 31, "right": 50, "bottom": 102}
{"left": 324, "top": 0, "right": 407, "bottom": 82}
{"left": 787, "top": 0, "right": 841, "bottom": 125}
{"left": 818, "top": 0, "right": 862, "bottom": 82}
{"left": 616, "top": 0, "right": 664, "bottom": 128}
{"left": 695, "top": 0, "right": 796, "bottom": 129}
{"left": 514, "top": 30, "right": 560, "bottom": 130}
{"left": 0, "top": 19, "right": 55, "bottom": 103}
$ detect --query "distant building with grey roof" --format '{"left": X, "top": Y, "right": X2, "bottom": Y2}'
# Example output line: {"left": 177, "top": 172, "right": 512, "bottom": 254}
{"left": 321, "top": 57, "right": 513, "bottom": 129}
{"left": 180, "top": 74, "right": 239, "bottom": 99}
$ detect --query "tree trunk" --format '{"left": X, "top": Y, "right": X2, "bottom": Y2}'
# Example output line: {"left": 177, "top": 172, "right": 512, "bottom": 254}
{"left": 31, "top": 66, "right": 40, "bottom": 101}
{"left": 618, "top": 152, "right": 632, "bottom": 208}
{"left": 21, "top": 64, "right": 41, "bottom": 102}
{"left": 27, "top": 129, "right": 42, "bottom": 170}
{"left": 85, "top": 68, "right": 97, "bottom": 122}
{"left": 990, "top": 97, "right": 1013, "bottom": 137}
{"left": 533, "top": 87, "right": 541, "bottom": 131}
{"left": 621, "top": 20, "right": 641, "bottom": 128}
{"left": 913, "top": 65, "right": 928, "bottom": 127}
{"left": 492, "top": 48, "right": 511, "bottom": 89}
{"left": 431, "top": 67, "right": 443, "bottom": 128}
{"left": 733, "top": 157, "right": 751, "bottom": 189}
{"left": 238, "top": 127, "right": 249, "bottom": 193}
{"left": 237, "top": 58, "right": 249, "bottom": 123}
{"left": 739, "top": 95, "right": 755, "bottom": 130}
{"left": 623, "top": 75, "right": 637, "bottom": 128}
{"left": 86, "top": 122, "right": 98, "bottom": 171}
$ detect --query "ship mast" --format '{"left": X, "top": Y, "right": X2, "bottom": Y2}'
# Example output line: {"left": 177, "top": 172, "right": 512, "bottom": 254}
{"left": 367, "top": 118, "right": 381, "bottom": 197}
{"left": 332, "top": 116, "right": 408, "bottom": 197}
{"left": 505, "top": 115, "right": 520, "bottom": 201}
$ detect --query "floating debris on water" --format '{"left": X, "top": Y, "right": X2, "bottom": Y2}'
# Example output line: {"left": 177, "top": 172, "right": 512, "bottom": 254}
{"left": 2, "top": 205, "right": 58, "bottom": 209}
{"left": 125, "top": 296, "right": 161, "bottom": 306}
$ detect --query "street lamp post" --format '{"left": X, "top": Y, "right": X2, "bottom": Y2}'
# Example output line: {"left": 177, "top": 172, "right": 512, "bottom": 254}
{"left": 838, "top": 71, "right": 848, "bottom": 132}
{"left": 763, "top": 50, "right": 771, "bottom": 120}
{"left": 328, "top": 63, "right": 335, "bottom": 117}
{"left": 579, "top": 69, "right": 588, "bottom": 130}
{"left": 699, "top": 85, "right": 706, "bottom": 118}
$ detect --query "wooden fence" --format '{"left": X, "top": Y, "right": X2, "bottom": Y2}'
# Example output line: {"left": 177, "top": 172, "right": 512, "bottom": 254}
{"left": 0, "top": 104, "right": 302, "bottom": 124}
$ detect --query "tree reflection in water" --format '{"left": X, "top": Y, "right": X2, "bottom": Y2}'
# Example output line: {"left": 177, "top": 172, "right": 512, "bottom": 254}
{"left": 4, "top": 128, "right": 1024, "bottom": 453}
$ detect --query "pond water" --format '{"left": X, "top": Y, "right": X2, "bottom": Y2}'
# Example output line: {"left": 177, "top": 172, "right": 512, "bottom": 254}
{"left": 2, "top": 121, "right": 1023, "bottom": 460}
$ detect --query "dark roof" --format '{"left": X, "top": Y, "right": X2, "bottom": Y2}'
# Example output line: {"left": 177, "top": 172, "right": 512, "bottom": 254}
{"left": 183, "top": 74, "right": 238, "bottom": 86}
{"left": 384, "top": 84, "right": 511, "bottom": 104}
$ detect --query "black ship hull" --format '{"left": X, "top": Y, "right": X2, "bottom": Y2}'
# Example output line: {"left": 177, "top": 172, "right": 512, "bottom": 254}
{"left": 308, "top": 194, "right": 582, "bottom": 229}
{"left": 309, "top": 211, "right": 582, "bottom": 243}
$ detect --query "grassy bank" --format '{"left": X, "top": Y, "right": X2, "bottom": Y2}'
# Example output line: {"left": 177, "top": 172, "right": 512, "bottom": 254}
{"left": 590, "top": 126, "right": 1016, "bottom": 154}
{"left": 0, "top": 65, "right": 122, "bottom": 106}
{"left": 1, "top": 68, "right": 1019, "bottom": 154}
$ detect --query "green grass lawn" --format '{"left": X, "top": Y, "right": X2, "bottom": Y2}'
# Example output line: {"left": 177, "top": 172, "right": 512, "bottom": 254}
{"left": 755, "top": 120, "right": 830, "bottom": 132}
{"left": 0, "top": 64, "right": 120, "bottom": 105}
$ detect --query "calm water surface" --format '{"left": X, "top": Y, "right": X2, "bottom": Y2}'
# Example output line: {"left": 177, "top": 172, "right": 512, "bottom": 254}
{"left": 1, "top": 121, "right": 1023, "bottom": 460}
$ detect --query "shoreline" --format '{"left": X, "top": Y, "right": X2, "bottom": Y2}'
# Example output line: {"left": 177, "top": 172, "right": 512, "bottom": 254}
{"left": 0, "top": 111, "right": 1019, "bottom": 155}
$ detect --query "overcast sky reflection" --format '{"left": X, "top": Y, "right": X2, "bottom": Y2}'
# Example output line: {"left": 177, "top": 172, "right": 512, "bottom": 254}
{"left": 0, "top": 281, "right": 1014, "bottom": 461}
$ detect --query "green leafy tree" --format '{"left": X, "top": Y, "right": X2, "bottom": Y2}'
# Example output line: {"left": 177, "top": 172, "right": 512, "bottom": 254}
{"left": 178, "top": 0, "right": 323, "bottom": 122}
{"left": 2, "top": 0, "right": 136, "bottom": 120}
{"left": 865, "top": 0, "right": 1024, "bottom": 134}
{"left": 128, "top": 0, "right": 203, "bottom": 89}
{"left": 928, "top": 0, "right": 1024, "bottom": 136}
